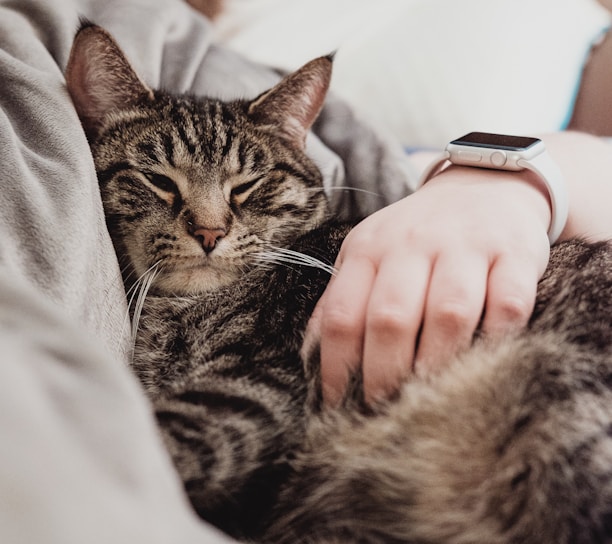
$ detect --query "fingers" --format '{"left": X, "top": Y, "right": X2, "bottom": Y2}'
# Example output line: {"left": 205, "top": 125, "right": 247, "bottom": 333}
{"left": 361, "top": 254, "right": 430, "bottom": 403}
{"left": 415, "top": 248, "right": 546, "bottom": 374}
{"left": 318, "top": 253, "right": 376, "bottom": 406}
{"left": 415, "top": 253, "right": 488, "bottom": 374}
{"left": 481, "top": 252, "right": 544, "bottom": 336}
{"left": 317, "top": 248, "right": 545, "bottom": 404}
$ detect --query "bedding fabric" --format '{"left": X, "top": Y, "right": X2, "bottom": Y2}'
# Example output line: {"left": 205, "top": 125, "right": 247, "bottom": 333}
{"left": 0, "top": 0, "right": 413, "bottom": 542}
{"left": 214, "top": 0, "right": 611, "bottom": 148}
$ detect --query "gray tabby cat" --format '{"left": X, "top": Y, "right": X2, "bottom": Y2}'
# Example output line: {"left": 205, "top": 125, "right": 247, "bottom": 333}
{"left": 66, "top": 23, "right": 612, "bottom": 544}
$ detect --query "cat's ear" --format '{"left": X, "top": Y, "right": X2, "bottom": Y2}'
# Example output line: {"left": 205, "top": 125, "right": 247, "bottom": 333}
{"left": 247, "top": 56, "right": 333, "bottom": 150}
{"left": 65, "top": 21, "right": 154, "bottom": 139}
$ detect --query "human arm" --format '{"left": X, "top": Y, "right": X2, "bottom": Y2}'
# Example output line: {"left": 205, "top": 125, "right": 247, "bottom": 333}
{"left": 546, "top": 132, "right": 612, "bottom": 241}
{"left": 306, "top": 131, "right": 612, "bottom": 405}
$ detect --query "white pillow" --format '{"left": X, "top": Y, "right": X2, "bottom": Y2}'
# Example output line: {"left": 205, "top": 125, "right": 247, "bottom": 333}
{"left": 214, "top": 0, "right": 610, "bottom": 148}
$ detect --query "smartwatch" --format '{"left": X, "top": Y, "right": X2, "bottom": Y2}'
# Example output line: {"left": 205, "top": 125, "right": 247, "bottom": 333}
{"left": 417, "top": 132, "right": 569, "bottom": 244}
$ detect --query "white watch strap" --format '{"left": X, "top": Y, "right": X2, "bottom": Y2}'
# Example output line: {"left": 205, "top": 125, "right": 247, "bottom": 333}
{"left": 517, "top": 150, "right": 568, "bottom": 245}
{"left": 417, "top": 149, "right": 568, "bottom": 244}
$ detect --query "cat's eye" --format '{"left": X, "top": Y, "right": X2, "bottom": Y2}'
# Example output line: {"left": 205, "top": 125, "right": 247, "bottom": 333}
{"left": 231, "top": 177, "right": 262, "bottom": 198}
{"left": 145, "top": 173, "right": 178, "bottom": 194}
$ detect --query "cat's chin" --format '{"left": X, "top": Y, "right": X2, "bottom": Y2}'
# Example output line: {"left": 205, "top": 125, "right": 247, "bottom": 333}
{"left": 152, "top": 267, "right": 240, "bottom": 295}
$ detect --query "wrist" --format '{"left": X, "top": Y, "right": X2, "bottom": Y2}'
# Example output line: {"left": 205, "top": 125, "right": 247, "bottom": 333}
{"left": 424, "top": 165, "right": 553, "bottom": 235}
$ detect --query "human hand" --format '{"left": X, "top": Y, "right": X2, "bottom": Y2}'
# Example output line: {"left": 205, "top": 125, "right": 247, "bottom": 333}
{"left": 304, "top": 165, "right": 552, "bottom": 405}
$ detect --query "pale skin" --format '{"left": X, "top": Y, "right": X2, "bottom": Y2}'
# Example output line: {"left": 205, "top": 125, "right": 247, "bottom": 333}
{"left": 305, "top": 131, "right": 612, "bottom": 405}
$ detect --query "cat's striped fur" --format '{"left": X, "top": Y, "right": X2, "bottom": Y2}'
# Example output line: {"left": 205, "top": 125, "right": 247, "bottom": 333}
{"left": 67, "top": 23, "right": 612, "bottom": 543}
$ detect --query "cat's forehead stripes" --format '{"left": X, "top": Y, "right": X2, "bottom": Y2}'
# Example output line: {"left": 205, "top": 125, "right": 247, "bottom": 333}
{"left": 160, "top": 132, "right": 176, "bottom": 168}
{"left": 103, "top": 95, "right": 318, "bottom": 194}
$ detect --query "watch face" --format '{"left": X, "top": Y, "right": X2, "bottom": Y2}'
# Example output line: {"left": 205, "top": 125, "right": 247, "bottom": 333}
{"left": 451, "top": 132, "right": 541, "bottom": 151}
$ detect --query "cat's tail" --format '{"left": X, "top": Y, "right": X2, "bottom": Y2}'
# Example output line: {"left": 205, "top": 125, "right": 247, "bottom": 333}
{"left": 264, "top": 334, "right": 612, "bottom": 544}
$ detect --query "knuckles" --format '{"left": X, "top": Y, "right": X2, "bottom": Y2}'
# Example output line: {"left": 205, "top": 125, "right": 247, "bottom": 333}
{"left": 366, "top": 307, "right": 415, "bottom": 338}
{"left": 429, "top": 301, "right": 478, "bottom": 336}
{"left": 491, "top": 294, "right": 533, "bottom": 326}
{"left": 320, "top": 308, "right": 363, "bottom": 341}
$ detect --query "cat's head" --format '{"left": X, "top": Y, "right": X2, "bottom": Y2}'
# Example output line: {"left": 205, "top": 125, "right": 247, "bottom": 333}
{"left": 65, "top": 22, "right": 331, "bottom": 295}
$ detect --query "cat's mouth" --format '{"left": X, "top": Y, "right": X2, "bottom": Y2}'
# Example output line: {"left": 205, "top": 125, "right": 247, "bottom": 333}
{"left": 137, "top": 237, "right": 264, "bottom": 294}
{"left": 151, "top": 258, "right": 244, "bottom": 295}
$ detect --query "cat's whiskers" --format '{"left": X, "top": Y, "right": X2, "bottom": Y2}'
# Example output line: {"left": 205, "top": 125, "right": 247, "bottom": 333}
{"left": 304, "top": 185, "right": 383, "bottom": 199}
{"left": 253, "top": 246, "right": 337, "bottom": 276}
{"left": 118, "top": 255, "right": 139, "bottom": 286}
{"left": 123, "top": 260, "right": 162, "bottom": 359}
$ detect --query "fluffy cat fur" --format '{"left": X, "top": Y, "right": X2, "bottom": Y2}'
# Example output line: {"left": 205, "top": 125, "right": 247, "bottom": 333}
{"left": 66, "top": 23, "right": 612, "bottom": 543}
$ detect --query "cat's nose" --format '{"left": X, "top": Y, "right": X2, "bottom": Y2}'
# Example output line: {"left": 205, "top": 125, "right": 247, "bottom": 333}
{"left": 191, "top": 226, "right": 226, "bottom": 254}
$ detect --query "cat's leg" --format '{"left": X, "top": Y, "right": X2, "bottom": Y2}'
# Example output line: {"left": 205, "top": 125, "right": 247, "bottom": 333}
{"left": 152, "top": 359, "right": 307, "bottom": 540}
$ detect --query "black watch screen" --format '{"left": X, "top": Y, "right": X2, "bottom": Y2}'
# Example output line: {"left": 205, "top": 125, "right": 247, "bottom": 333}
{"left": 451, "top": 132, "right": 541, "bottom": 151}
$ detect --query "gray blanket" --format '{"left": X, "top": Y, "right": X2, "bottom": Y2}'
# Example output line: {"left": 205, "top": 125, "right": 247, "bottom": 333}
{"left": 0, "top": 1, "right": 414, "bottom": 541}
